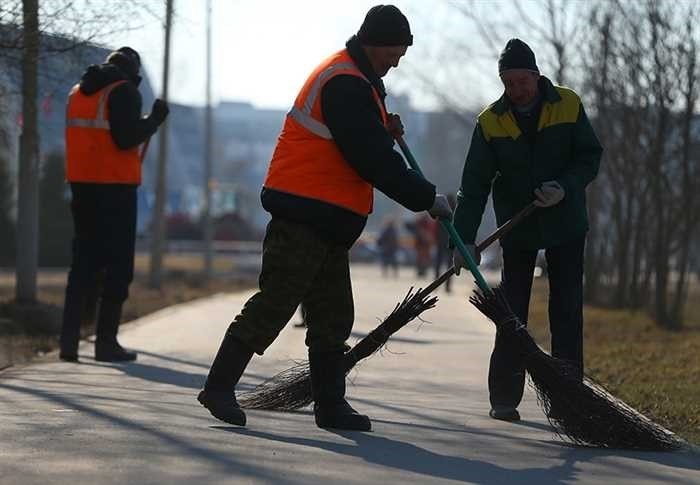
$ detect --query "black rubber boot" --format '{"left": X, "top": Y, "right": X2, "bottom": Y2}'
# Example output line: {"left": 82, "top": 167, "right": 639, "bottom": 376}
{"left": 94, "top": 300, "right": 137, "bottom": 362}
{"left": 197, "top": 331, "right": 254, "bottom": 426}
{"left": 310, "top": 350, "right": 371, "bottom": 431}
{"left": 59, "top": 282, "right": 84, "bottom": 361}
{"left": 489, "top": 407, "right": 521, "bottom": 422}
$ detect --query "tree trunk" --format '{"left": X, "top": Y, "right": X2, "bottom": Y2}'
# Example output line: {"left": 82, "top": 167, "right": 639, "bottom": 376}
{"left": 629, "top": 195, "right": 648, "bottom": 308}
{"left": 202, "top": 0, "right": 214, "bottom": 281}
{"left": 149, "top": 0, "right": 173, "bottom": 289}
{"left": 670, "top": 228, "right": 690, "bottom": 329}
{"left": 15, "top": 0, "right": 40, "bottom": 303}
{"left": 584, "top": 184, "right": 603, "bottom": 303}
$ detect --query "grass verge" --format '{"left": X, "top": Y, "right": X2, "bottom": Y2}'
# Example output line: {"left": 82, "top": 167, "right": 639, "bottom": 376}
{"left": 527, "top": 278, "right": 700, "bottom": 446}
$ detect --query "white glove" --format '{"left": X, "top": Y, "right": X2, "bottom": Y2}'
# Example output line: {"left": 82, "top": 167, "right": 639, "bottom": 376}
{"left": 534, "top": 181, "right": 565, "bottom": 207}
{"left": 452, "top": 245, "right": 480, "bottom": 275}
{"left": 428, "top": 193, "right": 453, "bottom": 220}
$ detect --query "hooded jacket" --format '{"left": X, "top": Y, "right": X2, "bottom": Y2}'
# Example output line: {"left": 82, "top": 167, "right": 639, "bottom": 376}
{"left": 77, "top": 62, "right": 159, "bottom": 151}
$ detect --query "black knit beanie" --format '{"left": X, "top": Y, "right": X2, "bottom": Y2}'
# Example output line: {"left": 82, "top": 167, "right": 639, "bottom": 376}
{"left": 106, "top": 46, "right": 141, "bottom": 78}
{"left": 498, "top": 38, "right": 538, "bottom": 74}
{"left": 357, "top": 5, "right": 413, "bottom": 47}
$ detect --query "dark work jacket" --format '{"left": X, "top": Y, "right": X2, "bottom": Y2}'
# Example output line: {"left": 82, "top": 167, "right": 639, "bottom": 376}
{"left": 453, "top": 77, "right": 603, "bottom": 250}
{"left": 78, "top": 63, "right": 159, "bottom": 151}
{"left": 261, "top": 36, "right": 435, "bottom": 248}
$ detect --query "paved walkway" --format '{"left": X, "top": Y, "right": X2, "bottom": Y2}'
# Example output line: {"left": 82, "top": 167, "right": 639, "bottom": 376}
{"left": 1, "top": 265, "right": 698, "bottom": 484}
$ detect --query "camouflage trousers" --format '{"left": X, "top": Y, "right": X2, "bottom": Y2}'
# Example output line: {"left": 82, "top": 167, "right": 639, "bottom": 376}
{"left": 227, "top": 218, "right": 354, "bottom": 354}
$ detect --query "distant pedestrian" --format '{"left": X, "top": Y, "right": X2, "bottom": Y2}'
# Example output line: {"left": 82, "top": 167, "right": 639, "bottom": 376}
{"left": 59, "top": 47, "right": 169, "bottom": 363}
{"left": 197, "top": 5, "right": 452, "bottom": 432}
{"left": 376, "top": 218, "right": 400, "bottom": 277}
{"left": 452, "top": 38, "right": 602, "bottom": 421}
{"left": 406, "top": 213, "right": 434, "bottom": 278}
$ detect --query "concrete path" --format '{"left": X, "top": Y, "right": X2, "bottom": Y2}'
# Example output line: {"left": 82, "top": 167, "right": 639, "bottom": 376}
{"left": 1, "top": 265, "right": 698, "bottom": 485}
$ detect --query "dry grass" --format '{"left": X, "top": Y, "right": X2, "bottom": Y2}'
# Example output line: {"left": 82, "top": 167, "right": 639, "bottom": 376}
{"left": 133, "top": 253, "right": 237, "bottom": 274}
{"left": 527, "top": 278, "right": 700, "bottom": 445}
{"left": 0, "top": 254, "right": 257, "bottom": 369}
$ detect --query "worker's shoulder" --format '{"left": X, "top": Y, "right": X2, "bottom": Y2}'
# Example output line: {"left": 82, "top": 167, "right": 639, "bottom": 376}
{"left": 552, "top": 85, "right": 581, "bottom": 104}
{"left": 108, "top": 80, "right": 141, "bottom": 105}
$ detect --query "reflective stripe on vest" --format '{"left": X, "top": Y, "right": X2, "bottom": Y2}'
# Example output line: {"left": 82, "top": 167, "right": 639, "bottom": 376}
{"left": 263, "top": 49, "right": 387, "bottom": 216}
{"left": 66, "top": 82, "right": 120, "bottom": 130}
{"left": 287, "top": 61, "right": 369, "bottom": 139}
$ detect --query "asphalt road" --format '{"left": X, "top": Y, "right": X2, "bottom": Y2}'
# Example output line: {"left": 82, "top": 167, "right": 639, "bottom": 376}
{"left": 1, "top": 264, "right": 698, "bottom": 485}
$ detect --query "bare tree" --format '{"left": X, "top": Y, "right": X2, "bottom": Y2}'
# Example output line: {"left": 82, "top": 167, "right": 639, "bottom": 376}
{"left": 203, "top": 0, "right": 214, "bottom": 281}
{"left": 581, "top": 0, "right": 700, "bottom": 327}
{"left": 669, "top": 10, "right": 700, "bottom": 327}
{"left": 15, "top": 0, "right": 40, "bottom": 302}
{"left": 148, "top": 0, "right": 173, "bottom": 289}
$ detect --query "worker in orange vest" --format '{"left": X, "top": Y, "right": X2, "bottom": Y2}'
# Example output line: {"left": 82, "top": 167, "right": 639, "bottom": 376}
{"left": 197, "top": 5, "right": 453, "bottom": 431}
{"left": 59, "top": 47, "right": 169, "bottom": 363}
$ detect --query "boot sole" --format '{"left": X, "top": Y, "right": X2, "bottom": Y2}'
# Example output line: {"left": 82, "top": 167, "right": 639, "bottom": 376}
{"left": 197, "top": 391, "right": 246, "bottom": 426}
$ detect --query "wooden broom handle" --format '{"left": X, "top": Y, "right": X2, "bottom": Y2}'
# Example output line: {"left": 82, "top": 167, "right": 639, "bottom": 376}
{"left": 416, "top": 202, "right": 537, "bottom": 297}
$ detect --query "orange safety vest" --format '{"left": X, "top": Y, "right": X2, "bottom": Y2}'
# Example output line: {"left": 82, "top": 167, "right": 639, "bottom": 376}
{"left": 65, "top": 80, "right": 144, "bottom": 185}
{"left": 264, "top": 49, "right": 388, "bottom": 216}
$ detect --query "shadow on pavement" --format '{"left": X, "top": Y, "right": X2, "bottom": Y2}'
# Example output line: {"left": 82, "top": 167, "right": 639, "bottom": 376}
{"left": 84, "top": 361, "right": 206, "bottom": 389}
{"left": 0, "top": 382, "right": 282, "bottom": 483}
{"left": 217, "top": 426, "right": 580, "bottom": 484}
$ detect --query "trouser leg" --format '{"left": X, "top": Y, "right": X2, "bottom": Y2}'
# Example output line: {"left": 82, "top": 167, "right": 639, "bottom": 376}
{"left": 546, "top": 236, "right": 585, "bottom": 380}
{"left": 488, "top": 245, "right": 537, "bottom": 409}
{"left": 59, "top": 185, "right": 100, "bottom": 359}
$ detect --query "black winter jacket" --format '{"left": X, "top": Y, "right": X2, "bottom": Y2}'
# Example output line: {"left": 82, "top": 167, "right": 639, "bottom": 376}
{"left": 261, "top": 36, "right": 435, "bottom": 248}
{"left": 78, "top": 63, "right": 159, "bottom": 151}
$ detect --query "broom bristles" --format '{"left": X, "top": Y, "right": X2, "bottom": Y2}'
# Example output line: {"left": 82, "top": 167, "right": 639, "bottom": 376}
{"left": 238, "top": 361, "right": 312, "bottom": 411}
{"left": 238, "top": 287, "right": 437, "bottom": 411}
{"left": 470, "top": 285, "right": 685, "bottom": 451}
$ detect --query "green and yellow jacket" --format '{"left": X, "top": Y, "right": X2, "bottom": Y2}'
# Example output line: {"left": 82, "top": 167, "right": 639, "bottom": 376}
{"left": 453, "top": 76, "right": 603, "bottom": 250}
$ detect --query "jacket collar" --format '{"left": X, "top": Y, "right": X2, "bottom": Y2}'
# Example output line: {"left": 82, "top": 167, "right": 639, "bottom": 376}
{"left": 345, "top": 35, "right": 387, "bottom": 99}
{"left": 490, "top": 76, "right": 560, "bottom": 116}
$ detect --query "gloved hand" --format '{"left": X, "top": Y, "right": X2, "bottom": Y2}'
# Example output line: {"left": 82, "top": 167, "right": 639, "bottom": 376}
{"left": 452, "top": 244, "right": 480, "bottom": 275}
{"left": 428, "top": 193, "right": 453, "bottom": 220}
{"left": 534, "top": 180, "right": 564, "bottom": 207}
{"left": 150, "top": 98, "right": 170, "bottom": 125}
{"left": 386, "top": 113, "right": 404, "bottom": 138}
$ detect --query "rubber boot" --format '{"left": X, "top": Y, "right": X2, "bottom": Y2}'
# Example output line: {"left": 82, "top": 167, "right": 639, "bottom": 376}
{"left": 59, "top": 283, "right": 83, "bottom": 362}
{"left": 94, "top": 300, "right": 137, "bottom": 362}
{"left": 197, "top": 331, "right": 254, "bottom": 426}
{"left": 310, "top": 350, "right": 371, "bottom": 431}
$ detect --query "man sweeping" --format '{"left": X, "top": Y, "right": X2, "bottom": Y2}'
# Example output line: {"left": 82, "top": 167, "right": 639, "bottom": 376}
{"left": 197, "top": 4, "right": 453, "bottom": 431}
{"left": 452, "top": 39, "right": 602, "bottom": 421}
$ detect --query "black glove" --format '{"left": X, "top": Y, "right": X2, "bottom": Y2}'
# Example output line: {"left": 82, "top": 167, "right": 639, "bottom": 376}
{"left": 428, "top": 193, "right": 453, "bottom": 220}
{"left": 150, "top": 98, "right": 169, "bottom": 125}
